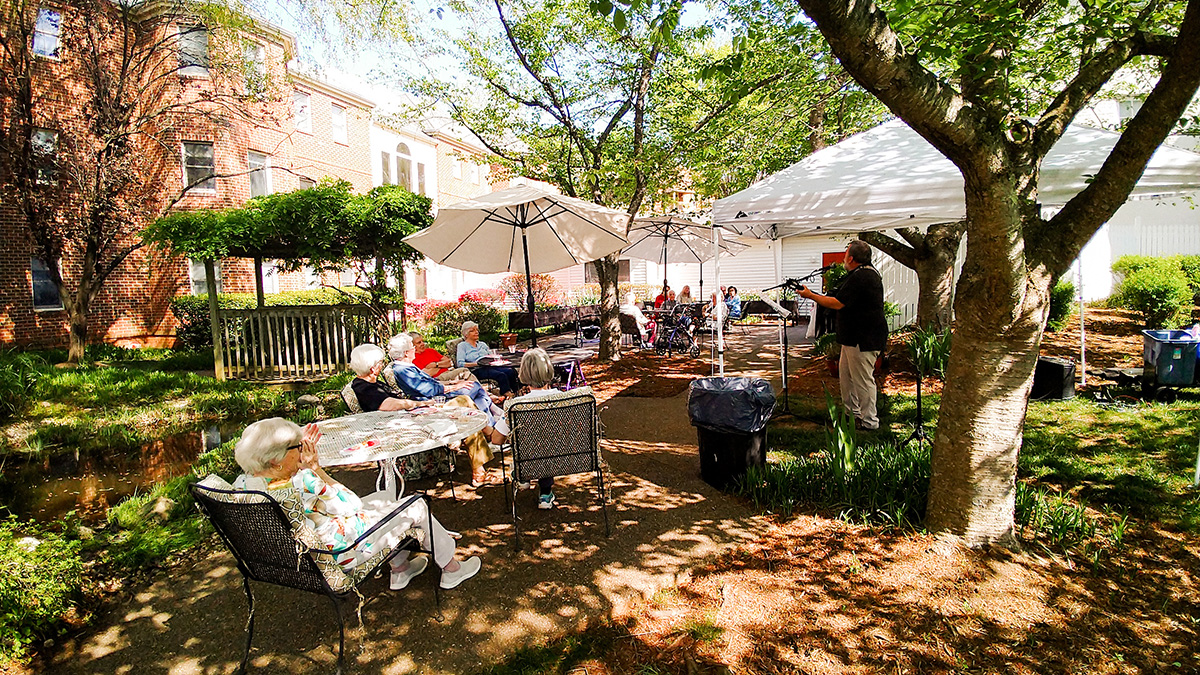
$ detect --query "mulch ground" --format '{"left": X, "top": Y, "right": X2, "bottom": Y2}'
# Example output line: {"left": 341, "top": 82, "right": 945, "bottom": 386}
{"left": 542, "top": 307, "right": 1200, "bottom": 674}
{"left": 585, "top": 350, "right": 711, "bottom": 401}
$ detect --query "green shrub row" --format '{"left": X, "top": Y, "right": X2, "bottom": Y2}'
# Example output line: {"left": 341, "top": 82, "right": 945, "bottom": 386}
{"left": 170, "top": 287, "right": 368, "bottom": 350}
{"left": 1110, "top": 256, "right": 1195, "bottom": 328}
{"left": 428, "top": 299, "right": 506, "bottom": 337}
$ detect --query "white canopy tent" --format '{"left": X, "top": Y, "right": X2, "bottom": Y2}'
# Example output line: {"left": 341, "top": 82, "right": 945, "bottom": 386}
{"left": 710, "top": 119, "right": 1200, "bottom": 375}
{"left": 714, "top": 119, "right": 1200, "bottom": 238}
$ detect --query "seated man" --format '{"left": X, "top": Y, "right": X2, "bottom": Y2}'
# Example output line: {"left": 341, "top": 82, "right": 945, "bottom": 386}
{"left": 725, "top": 286, "right": 743, "bottom": 320}
{"left": 409, "top": 332, "right": 476, "bottom": 382}
{"left": 350, "top": 343, "right": 497, "bottom": 486}
{"left": 619, "top": 292, "right": 657, "bottom": 344}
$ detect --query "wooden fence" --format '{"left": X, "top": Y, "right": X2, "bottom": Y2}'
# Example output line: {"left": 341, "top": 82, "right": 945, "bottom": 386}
{"left": 216, "top": 305, "right": 374, "bottom": 381}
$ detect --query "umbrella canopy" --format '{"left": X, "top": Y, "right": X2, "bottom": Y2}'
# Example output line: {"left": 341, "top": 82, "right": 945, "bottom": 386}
{"left": 403, "top": 185, "right": 630, "bottom": 346}
{"left": 713, "top": 119, "right": 1200, "bottom": 238}
{"left": 404, "top": 185, "right": 630, "bottom": 274}
{"left": 624, "top": 216, "right": 748, "bottom": 297}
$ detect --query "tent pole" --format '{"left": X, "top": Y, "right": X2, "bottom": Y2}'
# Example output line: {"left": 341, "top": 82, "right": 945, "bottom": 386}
{"left": 714, "top": 225, "right": 724, "bottom": 376}
{"left": 522, "top": 227, "right": 538, "bottom": 348}
{"left": 1078, "top": 263, "right": 1086, "bottom": 387}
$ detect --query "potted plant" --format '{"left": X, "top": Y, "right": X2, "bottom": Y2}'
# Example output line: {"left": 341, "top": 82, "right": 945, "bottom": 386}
{"left": 812, "top": 333, "right": 841, "bottom": 376}
{"left": 500, "top": 332, "right": 518, "bottom": 349}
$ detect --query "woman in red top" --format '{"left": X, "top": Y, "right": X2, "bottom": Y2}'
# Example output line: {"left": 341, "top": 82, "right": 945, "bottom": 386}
{"left": 654, "top": 283, "right": 671, "bottom": 308}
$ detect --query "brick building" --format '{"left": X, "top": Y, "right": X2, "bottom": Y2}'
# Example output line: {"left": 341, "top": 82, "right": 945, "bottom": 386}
{"left": 0, "top": 2, "right": 374, "bottom": 349}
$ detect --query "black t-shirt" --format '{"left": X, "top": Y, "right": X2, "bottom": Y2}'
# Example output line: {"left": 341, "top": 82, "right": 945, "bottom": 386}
{"left": 833, "top": 265, "right": 888, "bottom": 352}
{"left": 351, "top": 378, "right": 394, "bottom": 412}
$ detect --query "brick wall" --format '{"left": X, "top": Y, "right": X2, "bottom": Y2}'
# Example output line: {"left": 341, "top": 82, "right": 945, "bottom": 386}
{"left": 0, "top": 4, "right": 374, "bottom": 349}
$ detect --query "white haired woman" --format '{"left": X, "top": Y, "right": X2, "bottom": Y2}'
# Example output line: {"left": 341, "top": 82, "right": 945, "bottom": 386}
{"left": 349, "top": 344, "right": 421, "bottom": 412}
{"left": 455, "top": 321, "right": 520, "bottom": 394}
{"left": 232, "top": 418, "right": 482, "bottom": 590}
{"left": 490, "top": 348, "right": 564, "bottom": 510}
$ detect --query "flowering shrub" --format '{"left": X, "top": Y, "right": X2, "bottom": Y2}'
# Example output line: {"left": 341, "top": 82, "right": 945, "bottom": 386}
{"left": 407, "top": 299, "right": 456, "bottom": 324}
{"left": 430, "top": 300, "right": 505, "bottom": 337}
{"left": 498, "top": 273, "right": 564, "bottom": 310}
{"left": 459, "top": 288, "right": 507, "bottom": 305}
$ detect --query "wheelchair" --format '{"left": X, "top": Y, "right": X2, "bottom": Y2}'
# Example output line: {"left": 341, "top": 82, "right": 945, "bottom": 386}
{"left": 654, "top": 303, "right": 702, "bottom": 357}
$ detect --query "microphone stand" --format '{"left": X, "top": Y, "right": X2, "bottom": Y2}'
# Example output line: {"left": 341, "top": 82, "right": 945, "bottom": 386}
{"left": 762, "top": 268, "right": 826, "bottom": 419}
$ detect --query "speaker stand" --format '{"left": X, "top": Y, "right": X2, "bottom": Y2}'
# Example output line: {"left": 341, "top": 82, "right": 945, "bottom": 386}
{"left": 900, "top": 345, "right": 928, "bottom": 449}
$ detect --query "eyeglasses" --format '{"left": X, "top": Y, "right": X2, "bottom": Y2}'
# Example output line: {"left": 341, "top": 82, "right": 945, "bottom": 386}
{"left": 286, "top": 443, "right": 302, "bottom": 452}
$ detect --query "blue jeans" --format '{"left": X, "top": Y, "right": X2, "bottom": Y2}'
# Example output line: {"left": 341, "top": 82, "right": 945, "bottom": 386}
{"left": 472, "top": 365, "right": 520, "bottom": 394}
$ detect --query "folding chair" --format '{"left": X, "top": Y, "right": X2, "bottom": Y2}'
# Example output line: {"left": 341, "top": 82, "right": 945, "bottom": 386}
{"left": 190, "top": 476, "right": 438, "bottom": 674}
{"left": 497, "top": 387, "right": 611, "bottom": 551}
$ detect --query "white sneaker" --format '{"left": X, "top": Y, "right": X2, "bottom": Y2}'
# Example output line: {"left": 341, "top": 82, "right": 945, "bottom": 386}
{"left": 389, "top": 556, "right": 429, "bottom": 590}
{"left": 439, "top": 556, "right": 482, "bottom": 589}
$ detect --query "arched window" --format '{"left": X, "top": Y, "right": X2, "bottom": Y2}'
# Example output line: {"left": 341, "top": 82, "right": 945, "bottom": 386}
{"left": 395, "top": 142, "right": 413, "bottom": 190}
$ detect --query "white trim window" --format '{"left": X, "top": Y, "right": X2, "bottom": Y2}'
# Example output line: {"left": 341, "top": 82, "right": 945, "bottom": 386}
{"left": 416, "top": 162, "right": 426, "bottom": 195}
{"left": 247, "top": 150, "right": 271, "bottom": 197}
{"left": 330, "top": 104, "right": 347, "bottom": 145}
{"left": 292, "top": 91, "right": 311, "bottom": 133}
{"left": 182, "top": 141, "right": 216, "bottom": 192}
{"left": 31, "top": 128, "right": 58, "bottom": 184}
{"left": 31, "top": 7, "right": 61, "bottom": 58}
{"left": 243, "top": 42, "right": 267, "bottom": 95}
{"left": 299, "top": 176, "right": 316, "bottom": 190}
{"left": 177, "top": 24, "right": 209, "bottom": 77}
{"left": 189, "top": 258, "right": 222, "bottom": 295}
{"left": 468, "top": 162, "right": 480, "bottom": 184}
{"left": 451, "top": 158, "right": 462, "bottom": 179}
{"left": 30, "top": 257, "right": 63, "bottom": 310}
{"left": 395, "top": 142, "right": 413, "bottom": 189}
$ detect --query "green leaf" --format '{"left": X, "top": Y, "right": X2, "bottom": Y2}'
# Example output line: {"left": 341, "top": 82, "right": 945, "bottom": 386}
{"left": 612, "top": 8, "right": 626, "bottom": 31}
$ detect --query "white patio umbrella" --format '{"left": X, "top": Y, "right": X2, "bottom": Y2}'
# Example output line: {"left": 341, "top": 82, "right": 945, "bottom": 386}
{"left": 624, "top": 215, "right": 748, "bottom": 300}
{"left": 403, "top": 185, "right": 630, "bottom": 346}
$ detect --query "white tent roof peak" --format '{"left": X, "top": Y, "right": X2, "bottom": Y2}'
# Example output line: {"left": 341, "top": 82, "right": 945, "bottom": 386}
{"left": 714, "top": 119, "right": 1200, "bottom": 239}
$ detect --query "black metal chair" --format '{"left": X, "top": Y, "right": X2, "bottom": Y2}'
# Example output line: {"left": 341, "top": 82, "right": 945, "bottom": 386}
{"left": 618, "top": 311, "right": 651, "bottom": 348}
{"left": 498, "top": 388, "right": 611, "bottom": 551}
{"left": 190, "top": 478, "right": 440, "bottom": 674}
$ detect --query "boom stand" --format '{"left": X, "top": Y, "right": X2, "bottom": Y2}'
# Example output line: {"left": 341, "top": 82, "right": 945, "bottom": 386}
{"left": 901, "top": 344, "right": 929, "bottom": 448}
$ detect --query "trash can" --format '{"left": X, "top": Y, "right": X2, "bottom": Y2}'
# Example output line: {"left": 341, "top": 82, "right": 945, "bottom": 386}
{"left": 688, "top": 377, "right": 776, "bottom": 489}
{"left": 1142, "top": 330, "right": 1199, "bottom": 387}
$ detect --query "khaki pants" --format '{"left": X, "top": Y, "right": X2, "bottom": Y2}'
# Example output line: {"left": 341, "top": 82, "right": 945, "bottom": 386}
{"left": 443, "top": 395, "right": 493, "bottom": 470}
{"left": 437, "top": 368, "right": 477, "bottom": 383}
{"left": 839, "top": 345, "right": 879, "bottom": 429}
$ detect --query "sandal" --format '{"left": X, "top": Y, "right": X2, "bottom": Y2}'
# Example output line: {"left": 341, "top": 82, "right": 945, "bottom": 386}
{"left": 471, "top": 468, "right": 488, "bottom": 486}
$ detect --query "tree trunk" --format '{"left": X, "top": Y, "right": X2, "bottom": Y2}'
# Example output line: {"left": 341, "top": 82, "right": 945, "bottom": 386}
{"left": 66, "top": 301, "right": 89, "bottom": 363}
{"left": 595, "top": 256, "right": 621, "bottom": 361}
{"left": 860, "top": 222, "right": 962, "bottom": 333}
{"left": 926, "top": 178, "right": 1050, "bottom": 546}
{"left": 913, "top": 256, "right": 955, "bottom": 332}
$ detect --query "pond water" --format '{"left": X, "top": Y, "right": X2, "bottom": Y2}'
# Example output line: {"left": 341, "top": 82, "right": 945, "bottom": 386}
{"left": 0, "top": 424, "right": 238, "bottom": 523}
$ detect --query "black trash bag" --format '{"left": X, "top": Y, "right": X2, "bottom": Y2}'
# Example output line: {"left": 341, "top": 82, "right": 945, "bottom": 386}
{"left": 688, "top": 376, "right": 776, "bottom": 434}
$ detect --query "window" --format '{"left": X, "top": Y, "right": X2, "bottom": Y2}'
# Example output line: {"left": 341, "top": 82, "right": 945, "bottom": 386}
{"left": 330, "top": 104, "right": 347, "bottom": 144}
{"left": 31, "top": 8, "right": 61, "bottom": 58}
{"left": 31, "top": 128, "right": 57, "bottom": 184}
{"left": 584, "top": 259, "right": 630, "bottom": 283}
{"left": 243, "top": 42, "right": 266, "bottom": 95}
{"left": 416, "top": 162, "right": 426, "bottom": 196}
{"left": 302, "top": 264, "right": 321, "bottom": 288}
{"left": 298, "top": 176, "right": 316, "bottom": 190}
{"left": 452, "top": 158, "right": 462, "bottom": 179}
{"left": 30, "top": 257, "right": 62, "bottom": 310}
{"left": 292, "top": 91, "right": 311, "bottom": 133}
{"left": 182, "top": 141, "right": 215, "bottom": 191}
{"left": 247, "top": 150, "right": 270, "bottom": 197}
{"left": 189, "top": 258, "right": 222, "bottom": 295}
{"left": 177, "top": 25, "right": 209, "bottom": 77}
{"left": 395, "top": 142, "right": 412, "bottom": 190}
{"left": 468, "top": 162, "right": 479, "bottom": 184}
{"left": 261, "top": 261, "right": 279, "bottom": 294}
{"left": 380, "top": 151, "right": 391, "bottom": 184}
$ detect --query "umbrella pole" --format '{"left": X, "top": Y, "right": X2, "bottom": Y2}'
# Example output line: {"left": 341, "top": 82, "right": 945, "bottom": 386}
{"left": 522, "top": 228, "right": 538, "bottom": 348}
{"left": 714, "top": 226, "right": 724, "bottom": 376}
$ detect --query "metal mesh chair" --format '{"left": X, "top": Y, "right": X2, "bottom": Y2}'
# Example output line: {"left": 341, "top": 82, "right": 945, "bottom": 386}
{"left": 190, "top": 479, "right": 439, "bottom": 674}
{"left": 498, "top": 387, "right": 611, "bottom": 550}
{"left": 619, "top": 312, "right": 650, "bottom": 348}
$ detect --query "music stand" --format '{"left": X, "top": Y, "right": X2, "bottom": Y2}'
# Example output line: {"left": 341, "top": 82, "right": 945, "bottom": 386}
{"left": 758, "top": 296, "right": 796, "bottom": 417}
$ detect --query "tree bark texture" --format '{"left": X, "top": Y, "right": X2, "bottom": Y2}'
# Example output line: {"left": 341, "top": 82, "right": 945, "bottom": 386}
{"left": 595, "top": 256, "right": 622, "bottom": 361}
{"left": 860, "top": 221, "right": 963, "bottom": 332}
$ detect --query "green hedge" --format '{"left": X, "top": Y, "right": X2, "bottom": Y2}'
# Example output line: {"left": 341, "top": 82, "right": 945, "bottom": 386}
{"left": 170, "top": 288, "right": 368, "bottom": 350}
{"left": 429, "top": 300, "right": 505, "bottom": 337}
{"left": 1114, "top": 264, "right": 1192, "bottom": 328}
{"left": 1046, "top": 280, "right": 1076, "bottom": 332}
{"left": 0, "top": 518, "right": 83, "bottom": 664}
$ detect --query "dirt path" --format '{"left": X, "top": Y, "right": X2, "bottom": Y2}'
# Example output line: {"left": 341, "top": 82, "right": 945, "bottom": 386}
{"left": 48, "top": 327, "right": 795, "bottom": 675}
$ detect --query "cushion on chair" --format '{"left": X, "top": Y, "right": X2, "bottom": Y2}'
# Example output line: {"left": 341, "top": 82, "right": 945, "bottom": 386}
{"left": 379, "top": 363, "right": 400, "bottom": 392}
{"left": 445, "top": 338, "right": 464, "bottom": 363}
{"left": 341, "top": 381, "right": 363, "bottom": 414}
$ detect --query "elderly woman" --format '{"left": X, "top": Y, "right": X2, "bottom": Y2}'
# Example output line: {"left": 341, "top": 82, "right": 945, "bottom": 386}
{"left": 678, "top": 285, "right": 694, "bottom": 304}
{"left": 388, "top": 334, "right": 505, "bottom": 486}
{"left": 349, "top": 344, "right": 422, "bottom": 412}
{"left": 618, "top": 292, "right": 657, "bottom": 344}
{"left": 489, "top": 349, "right": 564, "bottom": 510}
{"left": 232, "top": 418, "right": 482, "bottom": 590}
{"left": 455, "top": 321, "right": 520, "bottom": 394}
{"left": 409, "top": 332, "right": 476, "bottom": 382}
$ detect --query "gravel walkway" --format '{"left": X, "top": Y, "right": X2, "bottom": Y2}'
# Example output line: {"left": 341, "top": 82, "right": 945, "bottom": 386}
{"left": 50, "top": 325, "right": 800, "bottom": 674}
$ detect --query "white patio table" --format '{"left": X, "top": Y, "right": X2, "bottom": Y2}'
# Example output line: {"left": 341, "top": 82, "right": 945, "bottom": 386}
{"left": 315, "top": 406, "right": 488, "bottom": 496}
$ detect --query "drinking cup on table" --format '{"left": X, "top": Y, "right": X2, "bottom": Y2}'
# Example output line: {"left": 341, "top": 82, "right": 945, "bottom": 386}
{"left": 508, "top": 344, "right": 516, "bottom": 353}
{"left": 432, "top": 395, "right": 446, "bottom": 405}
